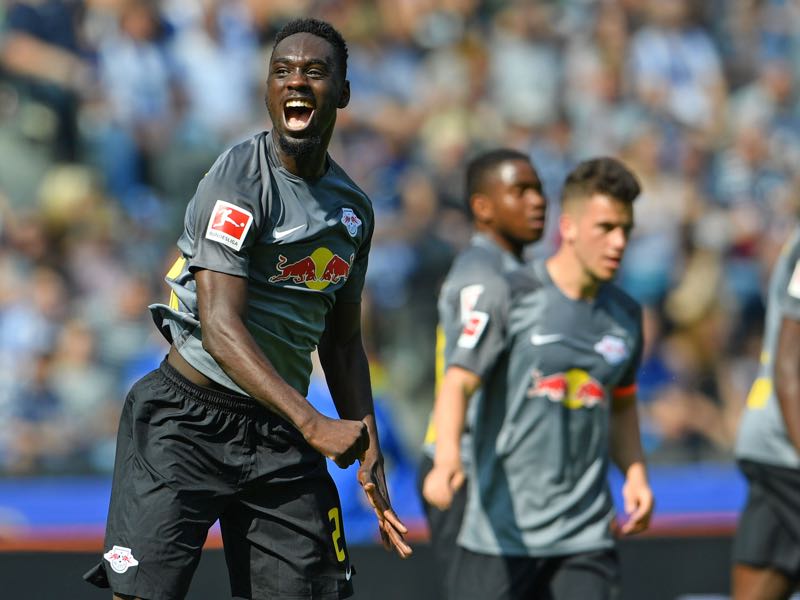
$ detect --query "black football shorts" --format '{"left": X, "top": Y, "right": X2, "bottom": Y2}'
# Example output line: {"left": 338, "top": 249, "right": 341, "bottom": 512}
{"left": 83, "top": 359, "right": 354, "bottom": 600}
{"left": 733, "top": 459, "right": 800, "bottom": 579}
{"left": 449, "top": 546, "right": 620, "bottom": 600}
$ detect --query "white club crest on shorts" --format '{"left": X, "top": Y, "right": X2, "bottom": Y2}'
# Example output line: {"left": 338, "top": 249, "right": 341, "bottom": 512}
{"left": 341, "top": 208, "right": 362, "bottom": 237}
{"left": 104, "top": 545, "right": 139, "bottom": 574}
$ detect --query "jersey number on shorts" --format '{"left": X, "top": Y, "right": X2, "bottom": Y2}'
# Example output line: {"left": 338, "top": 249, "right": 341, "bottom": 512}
{"left": 328, "top": 507, "right": 346, "bottom": 562}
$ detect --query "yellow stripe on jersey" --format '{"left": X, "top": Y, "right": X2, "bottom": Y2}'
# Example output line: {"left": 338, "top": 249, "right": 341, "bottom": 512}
{"left": 166, "top": 256, "right": 186, "bottom": 280}
{"left": 746, "top": 377, "right": 772, "bottom": 409}
{"left": 423, "top": 325, "right": 447, "bottom": 446}
{"left": 166, "top": 256, "right": 186, "bottom": 311}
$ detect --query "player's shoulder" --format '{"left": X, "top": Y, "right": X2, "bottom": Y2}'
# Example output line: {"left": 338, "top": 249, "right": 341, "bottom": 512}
{"left": 204, "top": 132, "right": 267, "bottom": 184}
{"left": 602, "top": 282, "right": 643, "bottom": 324}
{"left": 326, "top": 157, "right": 373, "bottom": 215}
{"left": 507, "top": 260, "right": 547, "bottom": 300}
{"left": 444, "top": 243, "right": 510, "bottom": 294}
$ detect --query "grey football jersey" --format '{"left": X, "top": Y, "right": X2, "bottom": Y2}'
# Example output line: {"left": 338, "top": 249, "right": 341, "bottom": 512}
{"left": 422, "top": 234, "right": 524, "bottom": 461}
{"left": 150, "top": 131, "right": 374, "bottom": 396}
{"left": 450, "top": 260, "right": 643, "bottom": 557}
{"left": 736, "top": 228, "right": 800, "bottom": 468}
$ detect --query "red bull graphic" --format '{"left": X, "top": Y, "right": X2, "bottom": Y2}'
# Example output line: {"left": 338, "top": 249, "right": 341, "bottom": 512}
{"left": 527, "top": 369, "right": 607, "bottom": 409}
{"left": 269, "top": 247, "right": 354, "bottom": 291}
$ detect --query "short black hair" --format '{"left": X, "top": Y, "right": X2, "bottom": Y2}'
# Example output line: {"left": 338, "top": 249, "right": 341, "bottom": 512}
{"left": 272, "top": 18, "right": 348, "bottom": 79}
{"left": 561, "top": 157, "right": 640, "bottom": 205}
{"left": 466, "top": 148, "right": 539, "bottom": 203}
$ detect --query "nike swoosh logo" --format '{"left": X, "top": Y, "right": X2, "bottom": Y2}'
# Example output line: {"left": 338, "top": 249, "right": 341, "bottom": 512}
{"left": 531, "top": 333, "right": 564, "bottom": 346}
{"left": 273, "top": 224, "right": 305, "bottom": 239}
{"left": 345, "top": 566, "right": 352, "bottom": 581}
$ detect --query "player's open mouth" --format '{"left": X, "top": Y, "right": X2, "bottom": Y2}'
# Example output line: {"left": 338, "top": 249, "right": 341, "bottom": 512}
{"left": 284, "top": 98, "right": 315, "bottom": 131}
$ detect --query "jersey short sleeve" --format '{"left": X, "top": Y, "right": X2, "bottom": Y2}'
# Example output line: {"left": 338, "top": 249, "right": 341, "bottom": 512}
{"left": 185, "top": 148, "right": 268, "bottom": 278}
{"left": 335, "top": 212, "right": 373, "bottom": 304}
{"left": 615, "top": 303, "right": 644, "bottom": 391}
{"left": 448, "top": 279, "right": 511, "bottom": 379}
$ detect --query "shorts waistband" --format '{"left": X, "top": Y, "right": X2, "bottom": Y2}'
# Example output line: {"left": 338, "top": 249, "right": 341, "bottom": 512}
{"left": 158, "top": 358, "right": 265, "bottom": 417}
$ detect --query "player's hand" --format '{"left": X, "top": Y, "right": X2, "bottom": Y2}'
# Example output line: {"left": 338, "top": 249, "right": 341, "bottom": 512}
{"left": 620, "top": 475, "right": 654, "bottom": 535}
{"left": 303, "top": 414, "right": 369, "bottom": 469}
{"left": 358, "top": 449, "right": 413, "bottom": 558}
{"left": 422, "top": 460, "right": 464, "bottom": 511}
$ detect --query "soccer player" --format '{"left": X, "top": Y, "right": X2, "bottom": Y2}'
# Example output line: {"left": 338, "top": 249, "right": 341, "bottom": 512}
{"left": 84, "top": 18, "right": 411, "bottom": 600}
{"left": 428, "top": 157, "right": 653, "bottom": 600}
{"left": 419, "top": 149, "right": 547, "bottom": 593}
{"left": 733, "top": 226, "right": 800, "bottom": 600}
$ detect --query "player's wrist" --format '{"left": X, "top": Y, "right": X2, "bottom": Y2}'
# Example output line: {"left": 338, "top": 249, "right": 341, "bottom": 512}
{"left": 296, "top": 409, "right": 328, "bottom": 443}
{"left": 624, "top": 461, "right": 649, "bottom": 485}
{"left": 433, "top": 447, "right": 461, "bottom": 471}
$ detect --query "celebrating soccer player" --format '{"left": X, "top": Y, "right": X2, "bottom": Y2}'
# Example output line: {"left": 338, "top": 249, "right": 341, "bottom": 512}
{"left": 84, "top": 17, "right": 410, "bottom": 600}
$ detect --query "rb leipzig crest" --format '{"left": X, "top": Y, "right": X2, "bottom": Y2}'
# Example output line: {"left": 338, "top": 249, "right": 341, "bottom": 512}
{"left": 341, "top": 208, "right": 361, "bottom": 237}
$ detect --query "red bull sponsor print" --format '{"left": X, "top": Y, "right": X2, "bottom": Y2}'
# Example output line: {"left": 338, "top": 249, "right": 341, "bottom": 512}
{"left": 269, "top": 247, "right": 353, "bottom": 291}
{"left": 527, "top": 369, "right": 607, "bottom": 409}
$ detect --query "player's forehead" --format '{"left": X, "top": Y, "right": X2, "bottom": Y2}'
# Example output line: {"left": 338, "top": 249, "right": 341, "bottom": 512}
{"left": 582, "top": 193, "right": 633, "bottom": 222}
{"left": 271, "top": 32, "right": 337, "bottom": 67}
{"left": 493, "top": 159, "right": 539, "bottom": 188}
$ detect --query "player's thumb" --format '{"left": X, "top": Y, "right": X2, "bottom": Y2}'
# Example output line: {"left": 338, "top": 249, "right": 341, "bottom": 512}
{"left": 623, "top": 490, "right": 637, "bottom": 516}
{"left": 450, "top": 469, "right": 465, "bottom": 493}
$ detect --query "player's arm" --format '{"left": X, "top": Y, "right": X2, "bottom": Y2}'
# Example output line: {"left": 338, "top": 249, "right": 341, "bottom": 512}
{"left": 195, "top": 268, "right": 369, "bottom": 468}
{"left": 774, "top": 316, "right": 800, "bottom": 453}
{"left": 317, "top": 300, "right": 412, "bottom": 558}
{"left": 423, "top": 366, "right": 481, "bottom": 511}
{"left": 610, "top": 389, "right": 653, "bottom": 535}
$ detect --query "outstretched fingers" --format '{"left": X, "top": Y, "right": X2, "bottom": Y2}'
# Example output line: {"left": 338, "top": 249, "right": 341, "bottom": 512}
{"left": 363, "top": 482, "right": 412, "bottom": 558}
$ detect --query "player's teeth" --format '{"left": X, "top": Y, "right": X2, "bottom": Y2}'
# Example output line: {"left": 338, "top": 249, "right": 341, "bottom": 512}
{"left": 286, "top": 100, "right": 313, "bottom": 108}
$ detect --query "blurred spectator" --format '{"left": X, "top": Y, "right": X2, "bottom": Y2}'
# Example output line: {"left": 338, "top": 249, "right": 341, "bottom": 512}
{"left": 89, "top": 0, "right": 177, "bottom": 213}
{"left": 628, "top": 0, "right": 727, "bottom": 141}
{"left": 170, "top": 0, "right": 260, "bottom": 149}
{"left": 0, "top": 0, "right": 93, "bottom": 160}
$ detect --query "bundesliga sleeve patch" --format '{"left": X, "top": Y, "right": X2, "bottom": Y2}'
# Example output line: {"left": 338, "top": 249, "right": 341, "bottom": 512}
{"left": 459, "top": 284, "right": 485, "bottom": 322}
{"left": 457, "top": 311, "right": 489, "bottom": 349}
{"left": 205, "top": 200, "right": 254, "bottom": 251}
{"left": 788, "top": 259, "right": 800, "bottom": 299}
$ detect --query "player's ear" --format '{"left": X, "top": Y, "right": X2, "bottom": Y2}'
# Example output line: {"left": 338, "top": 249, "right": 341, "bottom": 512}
{"left": 471, "top": 194, "right": 493, "bottom": 224}
{"left": 559, "top": 212, "right": 577, "bottom": 243}
{"left": 337, "top": 80, "right": 350, "bottom": 109}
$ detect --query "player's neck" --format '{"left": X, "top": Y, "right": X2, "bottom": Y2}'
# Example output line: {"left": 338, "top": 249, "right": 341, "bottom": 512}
{"left": 276, "top": 148, "right": 328, "bottom": 179}
{"left": 272, "top": 132, "right": 331, "bottom": 179}
{"left": 546, "top": 253, "right": 601, "bottom": 301}
{"left": 478, "top": 227, "right": 524, "bottom": 259}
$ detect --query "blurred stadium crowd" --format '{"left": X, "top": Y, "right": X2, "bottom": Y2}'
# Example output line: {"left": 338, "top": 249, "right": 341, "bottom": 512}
{"left": 0, "top": 0, "right": 798, "bottom": 476}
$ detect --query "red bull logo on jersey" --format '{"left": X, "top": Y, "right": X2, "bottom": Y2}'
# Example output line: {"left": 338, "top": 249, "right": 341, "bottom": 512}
{"left": 205, "top": 200, "right": 254, "bottom": 251}
{"left": 527, "top": 369, "right": 607, "bottom": 409}
{"left": 103, "top": 545, "right": 139, "bottom": 574}
{"left": 269, "top": 247, "right": 353, "bottom": 291}
{"left": 341, "top": 208, "right": 362, "bottom": 237}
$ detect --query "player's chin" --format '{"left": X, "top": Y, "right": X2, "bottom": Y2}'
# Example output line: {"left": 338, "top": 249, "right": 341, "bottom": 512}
{"left": 597, "top": 261, "right": 622, "bottom": 280}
